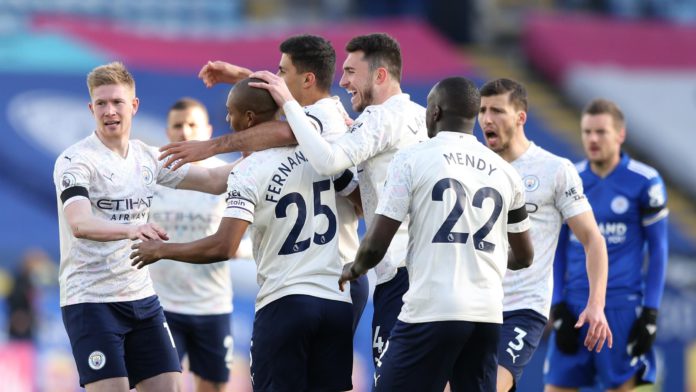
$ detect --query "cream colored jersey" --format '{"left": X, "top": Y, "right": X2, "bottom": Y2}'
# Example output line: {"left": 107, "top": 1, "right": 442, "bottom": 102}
{"left": 53, "top": 133, "right": 189, "bottom": 306}
{"left": 503, "top": 143, "right": 591, "bottom": 317}
{"left": 335, "top": 94, "right": 428, "bottom": 283}
{"left": 222, "top": 146, "right": 351, "bottom": 311}
{"left": 148, "top": 157, "right": 232, "bottom": 315}
{"left": 376, "top": 132, "right": 530, "bottom": 324}
{"left": 305, "top": 97, "right": 359, "bottom": 264}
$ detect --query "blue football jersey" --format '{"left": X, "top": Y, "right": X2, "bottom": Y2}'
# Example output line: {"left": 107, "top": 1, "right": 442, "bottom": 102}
{"left": 563, "top": 153, "right": 668, "bottom": 306}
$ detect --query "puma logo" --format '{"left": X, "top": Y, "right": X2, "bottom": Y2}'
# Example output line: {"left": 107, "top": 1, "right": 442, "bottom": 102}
{"left": 506, "top": 347, "right": 521, "bottom": 364}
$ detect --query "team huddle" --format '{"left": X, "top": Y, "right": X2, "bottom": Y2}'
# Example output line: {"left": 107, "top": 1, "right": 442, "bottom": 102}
{"left": 53, "top": 32, "right": 669, "bottom": 392}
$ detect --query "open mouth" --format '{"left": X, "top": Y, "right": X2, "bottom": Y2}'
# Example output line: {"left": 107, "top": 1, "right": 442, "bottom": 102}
{"left": 104, "top": 120, "right": 120, "bottom": 127}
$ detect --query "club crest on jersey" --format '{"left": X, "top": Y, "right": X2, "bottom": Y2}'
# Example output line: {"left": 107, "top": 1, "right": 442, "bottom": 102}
{"left": 61, "top": 173, "right": 76, "bottom": 190}
{"left": 523, "top": 175, "right": 539, "bottom": 192}
{"left": 142, "top": 166, "right": 154, "bottom": 185}
{"left": 88, "top": 351, "right": 106, "bottom": 370}
{"left": 611, "top": 195, "right": 629, "bottom": 214}
{"left": 647, "top": 183, "right": 665, "bottom": 207}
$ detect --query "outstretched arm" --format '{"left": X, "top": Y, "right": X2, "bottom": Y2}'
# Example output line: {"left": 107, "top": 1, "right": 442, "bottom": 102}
{"left": 567, "top": 210, "right": 612, "bottom": 352}
{"left": 338, "top": 214, "right": 401, "bottom": 291}
{"left": 159, "top": 121, "right": 297, "bottom": 171}
{"left": 250, "top": 71, "right": 355, "bottom": 176}
{"left": 64, "top": 199, "right": 168, "bottom": 242}
{"left": 130, "top": 217, "right": 249, "bottom": 268}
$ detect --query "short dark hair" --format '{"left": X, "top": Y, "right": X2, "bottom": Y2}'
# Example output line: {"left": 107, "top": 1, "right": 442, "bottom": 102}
{"left": 434, "top": 77, "right": 481, "bottom": 120}
{"left": 345, "top": 33, "right": 402, "bottom": 82}
{"left": 169, "top": 97, "right": 208, "bottom": 116}
{"left": 279, "top": 34, "right": 336, "bottom": 92}
{"left": 230, "top": 78, "right": 278, "bottom": 116}
{"left": 479, "top": 78, "right": 528, "bottom": 111}
{"left": 583, "top": 98, "right": 625, "bottom": 129}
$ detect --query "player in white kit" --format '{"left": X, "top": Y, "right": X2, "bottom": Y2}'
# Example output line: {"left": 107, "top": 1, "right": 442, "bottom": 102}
{"left": 130, "top": 79, "right": 354, "bottom": 392}
{"left": 478, "top": 78, "right": 613, "bottom": 391}
{"left": 158, "top": 35, "right": 368, "bottom": 331}
{"left": 251, "top": 33, "right": 428, "bottom": 365}
{"left": 339, "top": 76, "right": 534, "bottom": 391}
{"left": 54, "top": 62, "right": 235, "bottom": 392}
{"left": 148, "top": 98, "right": 248, "bottom": 392}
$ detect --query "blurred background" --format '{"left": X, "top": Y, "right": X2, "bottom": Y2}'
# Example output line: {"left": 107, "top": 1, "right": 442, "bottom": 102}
{"left": 1, "top": 0, "right": 696, "bottom": 391}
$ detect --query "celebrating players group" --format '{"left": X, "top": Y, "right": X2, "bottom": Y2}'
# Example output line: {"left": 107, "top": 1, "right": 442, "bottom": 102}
{"left": 54, "top": 32, "right": 668, "bottom": 392}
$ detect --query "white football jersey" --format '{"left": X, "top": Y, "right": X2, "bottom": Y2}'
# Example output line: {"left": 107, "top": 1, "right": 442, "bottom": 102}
{"left": 334, "top": 94, "right": 428, "bottom": 283}
{"left": 304, "top": 97, "right": 359, "bottom": 264}
{"left": 503, "top": 142, "right": 591, "bottom": 317}
{"left": 148, "top": 157, "right": 233, "bottom": 315}
{"left": 223, "top": 145, "right": 351, "bottom": 311}
{"left": 376, "top": 132, "right": 530, "bottom": 324}
{"left": 53, "top": 133, "right": 189, "bottom": 306}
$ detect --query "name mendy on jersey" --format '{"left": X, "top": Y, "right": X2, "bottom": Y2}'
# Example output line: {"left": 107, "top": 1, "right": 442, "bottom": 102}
{"left": 443, "top": 152, "right": 498, "bottom": 176}
{"left": 265, "top": 151, "right": 309, "bottom": 203}
{"left": 97, "top": 196, "right": 153, "bottom": 221}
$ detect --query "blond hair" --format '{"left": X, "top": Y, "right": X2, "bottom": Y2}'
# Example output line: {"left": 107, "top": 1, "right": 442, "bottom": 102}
{"left": 86, "top": 61, "right": 136, "bottom": 97}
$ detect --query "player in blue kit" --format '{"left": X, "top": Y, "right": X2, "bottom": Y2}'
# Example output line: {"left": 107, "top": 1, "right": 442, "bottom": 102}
{"left": 545, "top": 99, "right": 669, "bottom": 391}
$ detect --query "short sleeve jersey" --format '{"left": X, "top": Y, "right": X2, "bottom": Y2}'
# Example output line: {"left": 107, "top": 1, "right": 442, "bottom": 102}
{"left": 304, "top": 97, "right": 360, "bottom": 264}
{"left": 333, "top": 94, "right": 428, "bottom": 283}
{"left": 376, "top": 132, "right": 530, "bottom": 324}
{"left": 503, "top": 143, "right": 591, "bottom": 317}
{"left": 222, "top": 146, "right": 351, "bottom": 311}
{"left": 53, "top": 133, "right": 189, "bottom": 306}
{"left": 564, "top": 154, "right": 669, "bottom": 305}
{"left": 148, "top": 157, "right": 232, "bottom": 315}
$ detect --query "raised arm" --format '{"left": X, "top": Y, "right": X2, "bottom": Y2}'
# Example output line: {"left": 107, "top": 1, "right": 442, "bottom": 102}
{"left": 64, "top": 199, "right": 168, "bottom": 242}
{"left": 198, "top": 61, "right": 253, "bottom": 88}
{"left": 567, "top": 210, "right": 612, "bottom": 352}
{"left": 130, "top": 217, "right": 249, "bottom": 268}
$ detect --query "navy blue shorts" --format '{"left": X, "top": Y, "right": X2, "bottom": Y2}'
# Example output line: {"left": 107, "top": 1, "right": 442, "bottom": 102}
{"left": 164, "top": 311, "right": 232, "bottom": 383}
{"left": 61, "top": 295, "right": 181, "bottom": 388}
{"left": 350, "top": 273, "right": 369, "bottom": 334}
{"left": 544, "top": 303, "right": 657, "bottom": 389}
{"left": 374, "top": 320, "right": 500, "bottom": 392}
{"left": 497, "top": 309, "right": 548, "bottom": 389}
{"left": 250, "top": 295, "right": 353, "bottom": 392}
{"left": 372, "top": 267, "right": 408, "bottom": 365}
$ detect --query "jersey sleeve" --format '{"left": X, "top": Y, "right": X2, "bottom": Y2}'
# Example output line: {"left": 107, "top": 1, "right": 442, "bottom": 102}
{"left": 554, "top": 159, "right": 592, "bottom": 221}
{"left": 375, "top": 150, "right": 411, "bottom": 222}
{"left": 222, "top": 159, "right": 259, "bottom": 223}
{"left": 640, "top": 175, "right": 669, "bottom": 226}
{"left": 54, "top": 153, "right": 92, "bottom": 208}
{"left": 334, "top": 108, "right": 393, "bottom": 166}
{"left": 507, "top": 172, "right": 530, "bottom": 233}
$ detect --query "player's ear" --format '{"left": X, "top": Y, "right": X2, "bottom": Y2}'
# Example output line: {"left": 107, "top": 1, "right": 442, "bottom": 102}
{"left": 88, "top": 102, "right": 94, "bottom": 115}
{"left": 303, "top": 72, "right": 315, "bottom": 89}
{"left": 617, "top": 126, "right": 626, "bottom": 144}
{"left": 245, "top": 110, "right": 255, "bottom": 128}
{"left": 375, "top": 67, "right": 388, "bottom": 85}
{"left": 517, "top": 110, "right": 526, "bottom": 126}
{"left": 132, "top": 97, "right": 139, "bottom": 116}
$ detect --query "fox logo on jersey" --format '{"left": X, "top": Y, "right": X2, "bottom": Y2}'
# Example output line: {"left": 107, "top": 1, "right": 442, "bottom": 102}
{"left": 611, "top": 196, "right": 629, "bottom": 214}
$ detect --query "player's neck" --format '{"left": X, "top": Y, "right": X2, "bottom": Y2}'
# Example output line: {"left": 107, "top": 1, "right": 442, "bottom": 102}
{"left": 589, "top": 154, "right": 620, "bottom": 178}
{"left": 501, "top": 132, "right": 531, "bottom": 163}
{"left": 373, "top": 83, "right": 402, "bottom": 105}
{"left": 301, "top": 89, "right": 330, "bottom": 107}
{"left": 95, "top": 130, "right": 129, "bottom": 158}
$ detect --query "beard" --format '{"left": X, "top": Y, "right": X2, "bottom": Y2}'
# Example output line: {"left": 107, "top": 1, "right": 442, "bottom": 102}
{"left": 355, "top": 84, "right": 375, "bottom": 113}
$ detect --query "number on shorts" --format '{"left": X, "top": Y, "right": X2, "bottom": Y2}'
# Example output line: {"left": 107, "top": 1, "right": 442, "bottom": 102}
{"left": 163, "top": 322, "right": 176, "bottom": 348}
{"left": 508, "top": 326, "right": 527, "bottom": 351}
{"left": 223, "top": 335, "right": 234, "bottom": 369}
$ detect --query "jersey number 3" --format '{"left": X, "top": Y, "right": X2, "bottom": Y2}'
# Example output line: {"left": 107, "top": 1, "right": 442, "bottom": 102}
{"left": 275, "top": 179, "right": 337, "bottom": 255}
{"left": 431, "top": 178, "right": 502, "bottom": 252}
